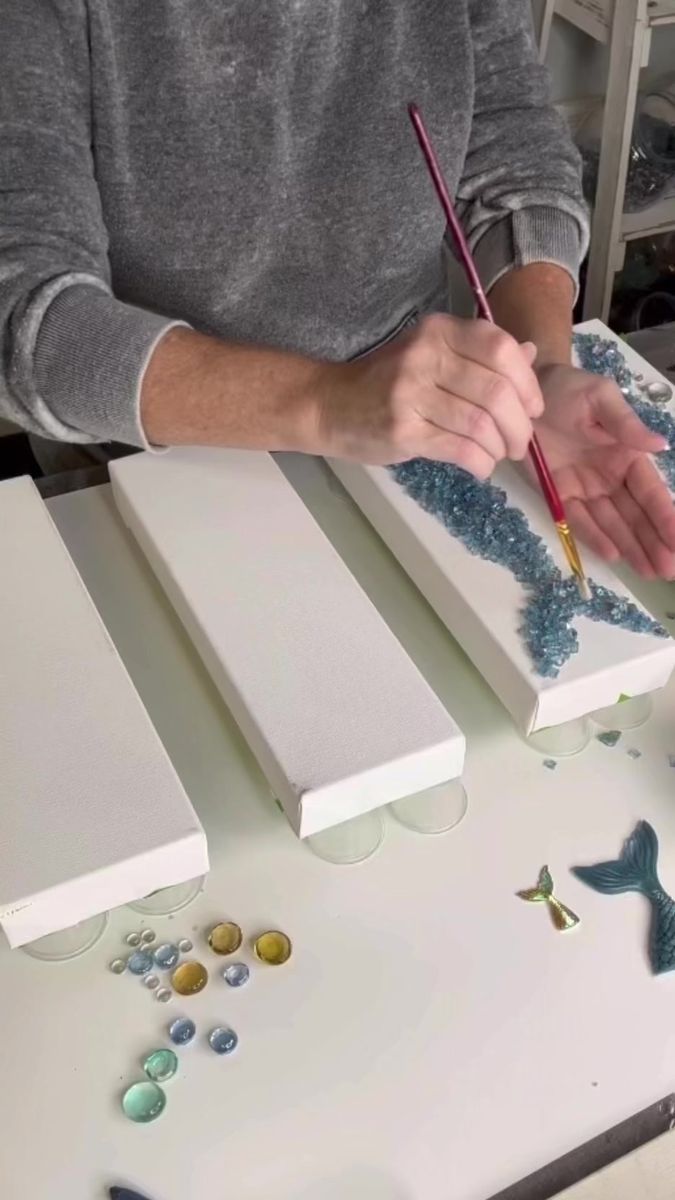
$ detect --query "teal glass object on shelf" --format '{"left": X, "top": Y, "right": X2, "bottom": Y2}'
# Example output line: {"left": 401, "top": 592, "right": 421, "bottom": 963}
{"left": 122, "top": 1080, "right": 166, "bottom": 1123}
{"left": 573, "top": 821, "right": 675, "bottom": 975}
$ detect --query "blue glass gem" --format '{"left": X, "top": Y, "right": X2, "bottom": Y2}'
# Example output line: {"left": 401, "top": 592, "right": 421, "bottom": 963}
{"left": 596, "top": 730, "right": 622, "bottom": 748}
{"left": 222, "top": 962, "right": 250, "bottom": 988}
{"left": 208, "top": 1026, "right": 238, "bottom": 1055}
{"left": 153, "top": 942, "right": 180, "bottom": 970}
{"left": 169, "top": 1017, "right": 196, "bottom": 1046}
{"left": 127, "top": 950, "right": 154, "bottom": 976}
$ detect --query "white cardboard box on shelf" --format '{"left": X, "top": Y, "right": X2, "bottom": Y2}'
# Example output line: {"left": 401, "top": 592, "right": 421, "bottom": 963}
{"left": 110, "top": 448, "right": 465, "bottom": 837}
{"left": 0, "top": 476, "right": 208, "bottom": 949}
{"left": 328, "top": 322, "right": 675, "bottom": 733}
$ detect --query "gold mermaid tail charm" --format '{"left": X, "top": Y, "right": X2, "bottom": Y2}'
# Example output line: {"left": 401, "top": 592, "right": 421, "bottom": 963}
{"left": 517, "top": 865, "right": 580, "bottom": 932}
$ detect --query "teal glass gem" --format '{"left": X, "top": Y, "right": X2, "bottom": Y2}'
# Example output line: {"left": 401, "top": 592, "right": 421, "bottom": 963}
{"left": 153, "top": 943, "right": 180, "bottom": 970}
{"left": 143, "top": 1048, "right": 178, "bottom": 1083}
{"left": 122, "top": 1080, "right": 166, "bottom": 1123}
{"left": 208, "top": 1026, "right": 238, "bottom": 1055}
{"left": 596, "top": 730, "right": 621, "bottom": 748}
{"left": 169, "top": 1017, "right": 196, "bottom": 1046}
{"left": 127, "top": 950, "right": 154, "bottom": 975}
{"left": 222, "top": 962, "right": 250, "bottom": 988}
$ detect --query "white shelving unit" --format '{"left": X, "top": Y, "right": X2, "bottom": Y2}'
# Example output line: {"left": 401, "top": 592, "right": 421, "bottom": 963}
{"left": 537, "top": 0, "right": 675, "bottom": 320}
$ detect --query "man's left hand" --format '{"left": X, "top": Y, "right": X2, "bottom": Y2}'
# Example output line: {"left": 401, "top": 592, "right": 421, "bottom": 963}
{"left": 533, "top": 363, "right": 675, "bottom": 579}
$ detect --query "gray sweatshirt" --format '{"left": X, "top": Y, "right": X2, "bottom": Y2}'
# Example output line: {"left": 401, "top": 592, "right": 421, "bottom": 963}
{"left": 0, "top": 0, "right": 588, "bottom": 449}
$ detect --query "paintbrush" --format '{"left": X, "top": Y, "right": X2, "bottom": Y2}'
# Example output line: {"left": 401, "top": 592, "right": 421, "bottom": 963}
{"left": 408, "top": 102, "right": 591, "bottom": 601}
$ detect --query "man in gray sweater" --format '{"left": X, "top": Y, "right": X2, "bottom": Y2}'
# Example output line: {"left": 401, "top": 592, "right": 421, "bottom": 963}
{"left": 1, "top": 1, "right": 674, "bottom": 578}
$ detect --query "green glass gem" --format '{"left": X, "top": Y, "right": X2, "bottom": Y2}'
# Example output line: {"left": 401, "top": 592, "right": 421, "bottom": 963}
{"left": 122, "top": 1080, "right": 166, "bottom": 1123}
{"left": 143, "top": 1048, "right": 178, "bottom": 1083}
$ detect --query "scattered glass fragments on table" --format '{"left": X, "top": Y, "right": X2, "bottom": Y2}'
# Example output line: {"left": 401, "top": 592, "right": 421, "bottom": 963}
{"left": 596, "top": 730, "right": 622, "bottom": 748}
{"left": 542, "top": 759, "right": 558, "bottom": 771}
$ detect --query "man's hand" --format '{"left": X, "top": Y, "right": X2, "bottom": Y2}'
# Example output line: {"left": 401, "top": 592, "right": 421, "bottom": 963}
{"left": 534, "top": 364, "right": 675, "bottom": 579}
{"left": 316, "top": 313, "right": 543, "bottom": 476}
{"left": 141, "top": 316, "right": 543, "bottom": 481}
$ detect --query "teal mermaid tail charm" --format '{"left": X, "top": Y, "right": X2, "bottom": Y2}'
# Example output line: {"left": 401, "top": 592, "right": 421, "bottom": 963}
{"left": 517, "top": 865, "right": 580, "bottom": 931}
{"left": 572, "top": 821, "right": 675, "bottom": 975}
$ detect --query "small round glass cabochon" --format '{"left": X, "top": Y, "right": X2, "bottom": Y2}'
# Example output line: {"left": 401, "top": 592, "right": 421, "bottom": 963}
{"left": 153, "top": 942, "right": 180, "bottom": 970}
{"left": 207, "top": 922, "right": 243, "bottom": 955}
{"left": 143, "top": 1048, "right": 178, "bottom": 1083}
{"left": 254, "top": 931, "right": 292, "bottom": 965}
{"left": 127, "top": 950, "right": 154, "bottom": 976}
{"left": 208, "top": 1026, "right": 238, "bottom": 1055}
{"left": 169, "top": 1017, "right": 196, "bottom": 1046}
{"left": 171, "top": 961, "right": 209, "bottom": 996}
{"left": 122, "top": 1081, "right": 166, "bottom": 1123}
{"left": 223, "top": 962, "right": 250, "bottom": 988}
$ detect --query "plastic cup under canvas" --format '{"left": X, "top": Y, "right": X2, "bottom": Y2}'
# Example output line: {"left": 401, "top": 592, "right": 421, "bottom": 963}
{"left": 127, "top": 875, "right": 205, "bottom": 916}
{"left": 389, "top": 779, "right": 468, "bottom": 835}
{"left": 306, "top": 810, "right": 385, "bottom": 865}
{"left": 591, "top": 694, "right": 653, "bottom": 731}
{"left": 22, "top": 912, "right": 109, "bottom": 961}
{"left": 525, "top": 717, "right": 591, "bottom": 757}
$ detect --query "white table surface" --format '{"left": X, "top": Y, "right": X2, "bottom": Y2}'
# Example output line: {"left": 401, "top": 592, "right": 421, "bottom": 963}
{"left": 3, "top": 454, "right": 675, "bottom": 1200}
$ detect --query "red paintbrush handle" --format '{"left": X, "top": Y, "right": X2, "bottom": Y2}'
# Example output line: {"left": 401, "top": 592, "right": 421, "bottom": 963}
{"left": 408, "top": 101, "right": 568, "bottom": 528}
{"left": 528, "top": 435, "right": 565, "bottom": 524}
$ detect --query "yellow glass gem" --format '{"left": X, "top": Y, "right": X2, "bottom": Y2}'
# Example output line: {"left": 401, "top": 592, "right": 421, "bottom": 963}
{"left": 254, "top": 930, "right": 292, "bottom": 965}
{"left": 207, "top": 922, "right": 243, "bottom": 956}
{"left": 171, "top": 960, "right": 209, "bottom": 995}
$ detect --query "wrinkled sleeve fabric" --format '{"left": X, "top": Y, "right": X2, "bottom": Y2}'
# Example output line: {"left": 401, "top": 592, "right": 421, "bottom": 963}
{"left": 0, "top": 0, "right": 182, "bottom": 446}
{"left": 458, "top": 0, "right": 590, "bottom": 296}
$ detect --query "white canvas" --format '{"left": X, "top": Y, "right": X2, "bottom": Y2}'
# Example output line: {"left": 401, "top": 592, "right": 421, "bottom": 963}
{"left": 0, "top": 476, "right": 208, "bottom": 947}
{"left": 110, "top": 448, "right": 465, "bottom": 836}
{"left": 328, "top": 324, "right": 675, "bottom": 733}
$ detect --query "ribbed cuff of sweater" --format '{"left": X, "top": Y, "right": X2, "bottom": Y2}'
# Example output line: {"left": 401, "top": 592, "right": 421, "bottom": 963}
{"left": 472, "top": 205, "right": 586, "bottom": 300}
{"left": 32, "top": 280, "right": 187, "bottom": 448}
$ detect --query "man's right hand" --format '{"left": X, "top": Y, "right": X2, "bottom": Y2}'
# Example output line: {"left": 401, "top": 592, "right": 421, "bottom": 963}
{"left": 312, "top": 313, "right": 544, "bottom": 477}
{"left": 141, "top": 315, "right": 543, "bottom": 480}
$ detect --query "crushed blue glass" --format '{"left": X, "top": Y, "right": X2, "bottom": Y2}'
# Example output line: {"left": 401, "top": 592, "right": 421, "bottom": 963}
{"left": 169, "top": 1017, "right": 196, "bottom": 1046}
{"left": 153, "top": 943, "right": 180, "bottom": 970}
{"left": 222, "top": 962, "right": 250, "bottom": 988}
{"left": 627, "top": 747, "right": 642, "bottom": 759}
{"left": 596, "top": 729, "right": 622, "bottom": 748}
{"left": 666, "top": 612, "right": 675, "bottom": 621}
{"left": 390, "top": 459, "right": 667, "bottom": 678}
{"left": 573, "top": 332, "right": 675, "bottom": 492}
{"left": 208, "top": 1026, "right": 238, "bottom": 1055}
{"left": 127, "top": 950, "right": 154, "bottom": 976}
{"left": 668, "top": 754, "right": 675, "bottom": 769}
{"left": 388, "top": 332, "right": 673, "bottom": 677}
{"left": 543, "top": 759, "right": 558, "bottom": 771}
